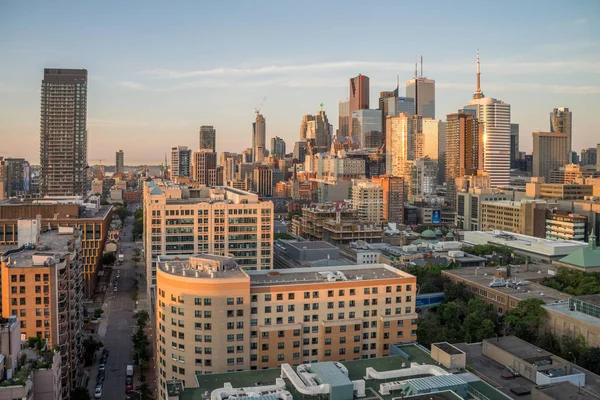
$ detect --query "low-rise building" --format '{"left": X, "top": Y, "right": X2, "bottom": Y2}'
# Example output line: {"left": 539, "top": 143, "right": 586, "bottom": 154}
{"left": 456, "top": 188, "right": 511, "bottom": 231}
{"left": 555, "top": 235, "right": 600, "bottom": 272}
{"left": 526, "top": 181, "right": 594, "bottom": 200}
{"left": 545, "top": 209, "right": 588, "bottom": 242}
{"left": 442, "top": 264, "right": 568, "bottom": 314}
{"left": 463, "top": 230, "right": 588, "bottom": 263}
{"left": 480, "top": 199, "right": 548, "bottom": 237}
{"left": 543, "top": 295, "right": 600, "bottom": 348}
{"left": 155, "top": 254, "right": 418, "bottom": 398}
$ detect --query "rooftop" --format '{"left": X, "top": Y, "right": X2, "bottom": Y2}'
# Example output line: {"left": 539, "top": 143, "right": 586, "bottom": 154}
{"left": 443, "top": 266, "right": 569, "bottom": 304}
{"left": 534, "top": 381, "right": 600, "bottom": 400}
{"left": 484, "top": 336, "right": 552, "bottom": 360}
{"left": 463, "top": 230, "right": 588, "bottom": 256}
{"left": 1, "top": 229, "right": 78, "bottom": 268}
{"left": 157, "top": 254, "right": 248, "bottom": 280}
{"left": 247, "top": 264, "right": 411, "bottom": 287}
{"left": 558, "top": 242, "right": 600, "bottom": 268}
{"left": 179, "top": 344, "right": 506, "bottom": 400}
{"left": 543, "top": 301, "right": 600, "bottom": 328}
{"left": 283, "top": 240, "right": 338, "bottom": 251}
{"left": 434, "top": 342, "right": 465, "bottom": 356}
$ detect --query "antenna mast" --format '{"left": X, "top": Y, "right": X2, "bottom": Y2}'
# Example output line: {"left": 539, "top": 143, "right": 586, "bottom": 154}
{"left": 420, "top": 55, "right": 423, "bottom": 78}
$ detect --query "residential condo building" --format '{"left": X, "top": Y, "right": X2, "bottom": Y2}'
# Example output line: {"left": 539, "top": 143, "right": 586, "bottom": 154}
{"left": 154, "top": 254, "right": 417, "bottom": 399}
{"left": 40, "top": 68, "right": 88, "bottom": 196}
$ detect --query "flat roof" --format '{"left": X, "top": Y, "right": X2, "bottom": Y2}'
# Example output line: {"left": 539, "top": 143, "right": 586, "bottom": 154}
{"left": 575, "top": 295, "right": 600, "bottom": 306}
{"left": 463, "top": 231, "right": 588, "bottom": 256}
{"left": 434, "top": 342, "right": 464, "bottom": 356}
{"left": 180, "top": 344, "right": 508, "bottom": 400}
{"left": 535, "top": 381, "right": 600, "bottom": 400}
{"left": 283, "top": 240, "right": 338, "bottom": 251}
{"left": 543, "top": 301, "right": 600, "bottom": 328}
{"left": 157, "top": 255, "right": 248, "bottom": 280}
{"left": 484, "top": 336, "right": 553, "bottom": 360}
{"left": 247, "top": 264, "right": 409, "bottom": 287}
{"left": 443, "top": 266, "right": 569, "bottom": 304}
{"left": 0, "top": 230, "right": 75, "bottom": 268}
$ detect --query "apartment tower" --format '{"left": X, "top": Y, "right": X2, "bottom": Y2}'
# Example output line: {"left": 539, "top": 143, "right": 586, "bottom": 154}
{"left": 115, "top": 149, "right": 124, "bottom": 173}
{"left": 192, "top": 150, "right": 217, "bottom": 185}
{"left": 270, "top": 137, "right": 286, "bottom": 159}
{"left": 338, "top": 99, "right": 350, "bottom": 138}
{"left": 252, "top": 113, "right": 266, "bottom": 163}
{"left": 40, "top": 68, "right": 88, "bottom": 196}
{"left": 170, "top": 146, "right": 192, "bottom": 178}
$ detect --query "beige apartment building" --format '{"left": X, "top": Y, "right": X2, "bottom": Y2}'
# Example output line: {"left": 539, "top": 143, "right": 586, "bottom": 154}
{"left": 0, "top": 225, "right": 83, "bottom": 399}
{"left": 351, "top": 180, "right": 383, "bottom": 223}
{"left": 526, "top": 180, "right": 593, "bottom": 200}
{"left": 143, "top": 181, "right": 274, "bottom": 304}
{"left": 155, "top": 254, "right": 417, "bottom": 400}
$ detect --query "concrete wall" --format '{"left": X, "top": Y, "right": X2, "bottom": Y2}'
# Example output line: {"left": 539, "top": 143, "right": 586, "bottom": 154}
{"left": 543, "top": 307, "right": 600, "bottom": 348}
{"left": 431, "top": 343, "right": 466, "bottom": 370}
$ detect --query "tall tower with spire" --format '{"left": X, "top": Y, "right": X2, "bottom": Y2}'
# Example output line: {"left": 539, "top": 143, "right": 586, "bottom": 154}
{"left": 464, "top": 50, "right": 511, "bottom": 187}
{"left": 473, "top": 50, "right": 484, "bottom": 100}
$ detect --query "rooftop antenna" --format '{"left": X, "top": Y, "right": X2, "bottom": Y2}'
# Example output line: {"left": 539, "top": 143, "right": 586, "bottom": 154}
{"left": 420, "top": 55, "right": 423, "bottom": 78}
{"left": 414, "top": 63, "right": 417, "bottom": 79}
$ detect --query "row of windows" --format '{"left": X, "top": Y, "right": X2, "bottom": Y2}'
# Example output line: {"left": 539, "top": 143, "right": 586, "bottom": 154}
{"left": 253, "top": 285, "right": 412, "bottom": 302}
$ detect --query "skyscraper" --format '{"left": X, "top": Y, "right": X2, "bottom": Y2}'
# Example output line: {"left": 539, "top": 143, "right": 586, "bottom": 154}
{"left": 464, "top": 54, "right": 511, "bottom": 187}
{"left": 338, "top": 99, "right": 350, "bottom": 138}
{"left": 422, "top": 119, "right": 444, "bottom": 161}
{"left": 385, "top": 96, "right": 415, "bottom": 118}
{"left": 115, "top": 149, "right": 124, "bottom": 173}
{"left": 270, "top": 136, "right": 286, "bottom": 159}
{"left": 406, "top": 59, "right": 435, "bottom": 118}
{"left": 386, "top": 114, "right": 416, "bottom": 183}
{"left": 349, "top": 74, "right": 369, "bottom": 137}
{"left": 192, "top": 150, "right": 217, "bottom": 185}
{"left": 199, "top": 125, "right": 216, "bottom": 152}
{"left": 510, "top": 124, "right": 519, "bottom": 169}
{"left": 352, "top": 109, "right": 383, "bottom": 149}
{"left": 252, "top": 113, "right": 266, "bottom": 163}
{"left": 532, "top": 131, "right": 569, "bottom": 182}
{"left": 550, "top": 107, "right": 572, "bottom": 158}
{"left": 581, "top": 147, "right": 597, "bottom": 166}
{"left": 300, "top": 108, "right": 332, "bottom": 152}
{"left": 170, "top": 146, "right": 192, "bottom": 178}
{"left": 40, "top": 68, "right": 88, "bottom": 196}
{"left": 445, "top": 112, "right": 480, "bottom": 209}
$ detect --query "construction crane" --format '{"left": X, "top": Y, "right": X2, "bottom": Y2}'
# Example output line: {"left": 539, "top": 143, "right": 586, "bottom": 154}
{"left": 255, "top": 96, "right": 267, "bottom": 115}
{"left": 93, "top": 159, "right": 107, "bottom": 166}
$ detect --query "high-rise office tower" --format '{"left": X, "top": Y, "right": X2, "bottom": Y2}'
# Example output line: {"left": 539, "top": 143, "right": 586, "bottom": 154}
{"left": 352, "top": 109, "right": 383, "bottom": 149}
{"left": 510, "top": 124, "right": 519, "bottom": 169}
{"left": 386, "top": 114, "right": 416, "bottom": 182}
{"left": 372, "top": 175, "right": 404, "bottom": 224}
{"left": 40, "top": 68, "right": 88, "bottom": 196}
{"left": 270, "top": 136, "right": 286, "bottom": 159}
{"left": 580, "top": 147, "right": 597, "bottom": 166}
{"left": 192, "top": 150, "right": 217, "bottom": 185}
{"left": 463, "top": 54, "right": 511, "bottom": 187}
{"left": 252, "top": 113, "right": 266, "bottom": 163}
{"left": 0, "top": 158, "right": 7, "bottom": 200}
{"left": 349, "top": 74, "right": 370, "bottom": 137}
{"left": 422, "top": 119, "right": 444, "bottom": 161}
{"left": 300, "top": 108, "right": 332, "bottom": 152}
{"left": 170, "top": 146, "right": 192, "bottom": 178}
{"left": 3, "top": 158, "right": 31, "bottom": 196}
{"left": 550, "top": 107, "right": 572, "bottom": 158}
{"left": 532, "top": 132, "right": 569, "bottom": 182}
{"left": 115, "top": 149, "right": 124, "bottom": 173}
{"left": 253, "top": 165, "right": 273, "bottom": 197}
{"left": 379, "top": 90, "right": 397, "bottom": 147}
{"left": 199, "top": 125, "right": 216, "bottom": 152}
{"left": 445, "top": 112, "right": 480, "bottom": 209}
{"left": 406, "top": 58, "right": 435, "bottom": 118}
{"left": 338, "top": 99, "right": 350, "bottom": 138}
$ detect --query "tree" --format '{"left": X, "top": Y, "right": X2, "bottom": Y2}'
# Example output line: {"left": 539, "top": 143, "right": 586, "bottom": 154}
{"left": 94, "top": 308, "right": 104, "bottom": 319}
{"left": 82, "top": 335, "right": 104, "bottom": 366}
{"left": 138, "top": 383, "right": 153, "bottom": 399}
{"left": 579, "top": 347, "right": 600, "bottom": 375}
{"left": 560, "top": 333, "right": 588, "bottom": 364}
{"left": 136, "top": 310, "right": 150, "bottom": 328}
{"left": 113, "top": 205, "right": 132, "bottom": 223}
{"left": 443, "top": 281, "right": 472, "bottom": 303}
{"left": 504, "top": 298, "right": 546, "bottom": 343}
{"left": 102, "top": 252, "right": 117, "bottom": 265}
{"left": 71, "top": 387, "right": 91, "bottom": 400}
{"left": 27, "top": 336, "right": 46, "bottom": 351}
{"left": 477, "top": 319, "right": 497, "bottom": 341}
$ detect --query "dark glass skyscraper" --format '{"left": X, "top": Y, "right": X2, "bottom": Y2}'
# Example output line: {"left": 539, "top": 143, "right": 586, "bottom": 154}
{"left": 349, "top": 74, "right": 369, "bottom": 137}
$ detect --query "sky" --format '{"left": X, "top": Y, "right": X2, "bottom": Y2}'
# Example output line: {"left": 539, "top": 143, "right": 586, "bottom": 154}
{"left": 1, "top": 0, "right": 599, "bottom": 165}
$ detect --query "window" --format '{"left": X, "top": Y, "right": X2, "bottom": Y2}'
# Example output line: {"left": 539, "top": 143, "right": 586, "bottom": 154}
{"left": 339, "top": 289, "right": 345, "bottom": 296}
{"left": 236, "top": 297, "right": 244, "bottom": 305}
{"left": 304, "top": 292, "right": 310, "bottom": 299}
{"left": 265, "top": 294, "right": 271, "bottom": 302}
{"left": 328, "top": 290, "right": 334, "bottom": 297}
{"left": 265, "top": 306, "right": 272, "bottom": 313}
{"left": 364, "top": 288, "right": 370, "bottom": 295}
{"left": 227, "top": 298, "right": 234, "bottom": 305}
{"left": 288, "top": 293, "right": 295, "bottom": 300}
{"left": 227, "top": 346, "right": 234, "bottom": 354}
{"left": 276, "top": 293, "right": 283, "bottom": 301}
{"left": 288, "top": 305, "right": 295, "bottom": 312}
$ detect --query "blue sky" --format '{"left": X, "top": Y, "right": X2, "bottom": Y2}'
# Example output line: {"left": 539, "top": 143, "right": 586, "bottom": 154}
{"left": 1, "top": 0, "right": 599, "bottom": 164}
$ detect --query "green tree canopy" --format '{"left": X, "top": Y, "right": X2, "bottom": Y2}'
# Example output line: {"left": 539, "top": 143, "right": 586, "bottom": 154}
{"left": 504, "top": 298, "right": 546, "bottom": 343}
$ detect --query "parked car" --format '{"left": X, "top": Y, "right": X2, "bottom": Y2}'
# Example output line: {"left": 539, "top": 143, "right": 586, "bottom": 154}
{"left": 99, "top": 364, "right": 106, "bottom": 372}
{"left": 94, "top": 385, "right": 103, "bottom": 399}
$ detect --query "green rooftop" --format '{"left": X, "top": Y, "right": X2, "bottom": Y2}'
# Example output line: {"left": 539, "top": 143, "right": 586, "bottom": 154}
{"left": 558, "top": 236, "right": 600, "bottom": 268}
{"left": 176, "top": 344, "right": 509, "bottom": 400}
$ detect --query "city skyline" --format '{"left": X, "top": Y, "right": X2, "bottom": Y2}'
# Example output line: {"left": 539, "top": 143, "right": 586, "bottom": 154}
{"left": 1, "top": 0, "right": 599, "bottom": 164}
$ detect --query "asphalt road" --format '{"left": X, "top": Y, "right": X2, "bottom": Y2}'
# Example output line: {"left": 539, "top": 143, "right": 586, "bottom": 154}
{"left": 88, "top": 211, "right": 140, "bottom": 399}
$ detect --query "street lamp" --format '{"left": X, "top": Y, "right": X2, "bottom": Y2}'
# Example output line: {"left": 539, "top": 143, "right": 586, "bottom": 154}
{"left": 569, "top": 351, "right": 577, "bottom": 365}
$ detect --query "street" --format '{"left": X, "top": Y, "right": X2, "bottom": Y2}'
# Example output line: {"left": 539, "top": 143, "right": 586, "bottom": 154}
{"left": 87, "top": 208, "right": 145, "bottom": 399}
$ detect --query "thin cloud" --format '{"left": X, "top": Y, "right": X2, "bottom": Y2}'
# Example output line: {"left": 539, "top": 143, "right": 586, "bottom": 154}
{"left": 571, "top": 18, "right": 588, "bottom": 24}
{"left": 437, "top": 81, "right": 600, "bottom": 95}
{"left": 119, "top": 81, "right": 149, "bottom": 90}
